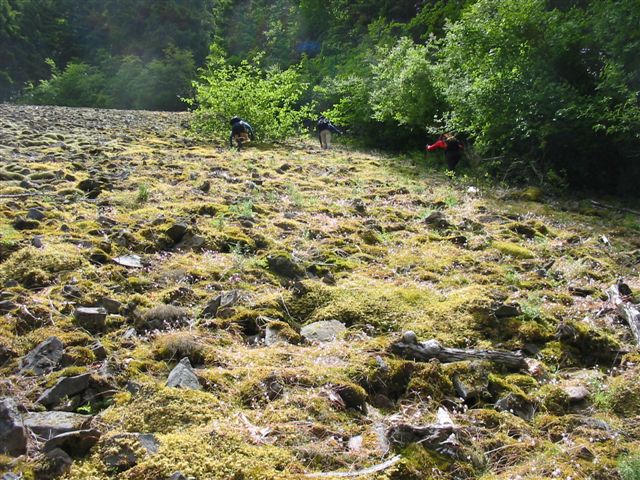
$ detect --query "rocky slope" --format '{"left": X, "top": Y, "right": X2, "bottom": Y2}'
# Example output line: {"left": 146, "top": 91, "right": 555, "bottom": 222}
{"left": 0, "top": 104, "right": 639, "bottom": 479}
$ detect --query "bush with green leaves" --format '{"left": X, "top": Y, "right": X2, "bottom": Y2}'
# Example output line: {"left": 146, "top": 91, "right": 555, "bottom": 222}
{"left": 188, "top": 48, "right": 313, "bottom": 142}
{"left": 436, "top": 0, "right": 640, "bottom": 191}
{"left": 20, "top": 60, "right": 109, "bottom": 107}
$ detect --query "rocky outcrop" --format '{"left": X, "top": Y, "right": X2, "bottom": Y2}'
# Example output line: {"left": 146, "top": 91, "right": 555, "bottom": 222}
{"left": 20, "top": 337, "right": 64, "bottom": 375}
{"left": 0, "top": 397, "right": 27, "bottom": 456}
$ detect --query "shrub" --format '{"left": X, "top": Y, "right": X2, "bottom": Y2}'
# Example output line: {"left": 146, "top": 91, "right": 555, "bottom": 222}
{"left": 188, "top": 47, "right": 314, "bottom": 142}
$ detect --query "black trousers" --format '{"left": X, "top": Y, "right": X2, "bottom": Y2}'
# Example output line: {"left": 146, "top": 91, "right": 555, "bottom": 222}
{"left": 445, "top": 150, "right": 461, "bottom": 170}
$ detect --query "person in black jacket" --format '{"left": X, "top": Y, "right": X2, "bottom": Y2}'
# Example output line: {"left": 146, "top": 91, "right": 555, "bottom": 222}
{"left": 229, "top": 117, "right": 255, "bottom": 150}
{"left": 317, "top": 116, "right": 342, "bottom": 149}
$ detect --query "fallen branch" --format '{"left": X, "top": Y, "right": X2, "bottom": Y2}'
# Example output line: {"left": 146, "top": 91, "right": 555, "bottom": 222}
{"left": 0, "top": 192, "right": 51, "bottom": 199}
{"left": 304, "top": 455, "right": 402, "bottom": 478}
{"left": 607, "top": 283, "right": 640, "bottom": 346}
{"left": 391, "top": 332, "right": 526, "bottom": 370}
{"left": 591, "top": 200, "right": 640, "bottom": 217}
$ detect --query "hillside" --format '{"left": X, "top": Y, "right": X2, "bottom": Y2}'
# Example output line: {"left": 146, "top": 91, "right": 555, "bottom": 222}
{"left": 0, "top": 105, "right": 639, "bottom": 480}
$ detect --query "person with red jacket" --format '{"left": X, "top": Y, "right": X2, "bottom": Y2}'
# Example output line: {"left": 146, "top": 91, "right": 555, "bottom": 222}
{"left": 426, "top": 133, "right": 464, "bottom": 170}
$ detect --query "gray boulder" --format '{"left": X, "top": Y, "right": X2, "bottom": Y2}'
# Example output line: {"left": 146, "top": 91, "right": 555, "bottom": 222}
{"left": 74, "top": 306, "right": 108, "bottom": 331}
{"left": 23, "top": 411, "right": 91, "bottom": 439}
{"left": 37, "top": 373, "right": 92, "bottom": 408}
{"left": 167, "top": 358, "right": 201, "bottom": 390}
{"left": 20, "top": 337, "right": 64, "bottom": 375}
{"left": 301, "top": 320, "right": 346, "bottom": 343}
{"left": 0, "top": 397, "right": 27, "bottom": 456}
{"left": 495, "top": 393, "right": 535, "bottom": 422}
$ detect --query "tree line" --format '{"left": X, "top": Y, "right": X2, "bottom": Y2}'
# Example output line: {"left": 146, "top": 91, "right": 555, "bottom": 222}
{"left": 1, "top": 0, "right": 639, "bottom": 193}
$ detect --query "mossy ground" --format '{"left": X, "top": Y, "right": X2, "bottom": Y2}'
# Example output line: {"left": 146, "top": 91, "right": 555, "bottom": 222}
{"left": 0, "top": 105, "right": 639, "bottom": 479}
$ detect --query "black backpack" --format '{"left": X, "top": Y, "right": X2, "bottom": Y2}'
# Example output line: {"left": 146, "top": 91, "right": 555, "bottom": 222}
{"left": 317, "top": 118, "right": 329, "bottom": 131}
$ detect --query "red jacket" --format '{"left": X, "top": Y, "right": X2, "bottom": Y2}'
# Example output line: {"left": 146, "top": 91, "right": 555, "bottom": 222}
{"left": 426, "top": 139, "right": 446, "bottom": 151}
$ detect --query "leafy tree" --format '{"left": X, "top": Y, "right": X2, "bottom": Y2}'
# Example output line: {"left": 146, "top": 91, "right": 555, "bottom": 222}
{"left": 20, "top": 60, "right": 108, "bottom": 107}
{"left": 437, "top": 0, "right": 640, "bottom": 191}
{"left": 369, "top": 37, "right": 442, "bottom": 128}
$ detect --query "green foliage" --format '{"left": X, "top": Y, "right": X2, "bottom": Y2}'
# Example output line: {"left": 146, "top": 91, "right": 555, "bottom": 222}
{"left": 437, "top": 0, "right": 640, "bottom": 191}
{"left": 620, "top": 454, "right": 640, "bottom": 480}
{"left": 188, "top": 49, "right": 313, "bottom": 142}
{"left": 137, "top": 184, "right": 150, "bottom": 203}
{"left": 369, "top": 37, "right": 442, "bottom": 128}
{"left": 21, "top": 60, "right": 108, "bottom": 107}
{"left": 20, "top": 48, "right": 195, "bottom": 111}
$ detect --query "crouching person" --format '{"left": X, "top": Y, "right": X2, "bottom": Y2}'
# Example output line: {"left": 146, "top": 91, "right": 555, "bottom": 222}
{"left": 229, "top": 117, "right": 255, "bottom": 150}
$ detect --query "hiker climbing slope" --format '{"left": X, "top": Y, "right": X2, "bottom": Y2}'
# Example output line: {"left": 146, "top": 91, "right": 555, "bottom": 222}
{"left": 229, "top": 117, "right": 255, "bottom": 150}
{"left": 317, "top": 116, "right": 342, "bottom": 150}
{"left": 427, "top": 133, "right": 464, "bottom": 170}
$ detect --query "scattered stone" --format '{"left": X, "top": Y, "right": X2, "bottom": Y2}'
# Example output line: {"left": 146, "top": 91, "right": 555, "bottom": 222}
{"left": 0, "top": 397, "right": 27, "bottom": 456}
{"left": 62, "top": 285, "right": 82, "bottom": 299}
{"left": 201, "top": 290, "right": 246, "bottom": 318}
{"left": 23, "top": 411, "right": 91, "bottom": 439}
{"left": 100, "top": 433, "right": 159, "bottom": 471}
{"left": 26, "top": 207, "right": 45, "bottom": 221}
{"left": 44, "top": 429, "right": 101, "bottom": 456}
{"left": 31, "top": 235, "right": 44, "bottom": 248}
{"left": 267, "top": 254, "right": 305, "bottom": 279}
{"left": 424, "top": 211, "right": 451, "bottom": 229}
{"left": 264, "top": 322, "right": 299, "bottom": 346}
{"left": 90, "top": 341, "right": 108, "bottom": 361}
{"left": 74, "top": 307, "right": 108, "bottom": 331}
{"left": 37, "top": 373, "right": 93, "bottom": 408}
{"left": 165, "top": 223, "right": 189, "bottom": 243}
{"left": 167, "top": 357, "right": 201, "bottom": 390}
{"left": 97, "top": 215, "right": 117, "bottom": 227}
{"left": 0, "top": 300, "right": 17, "bottom": 313}
{"left": 77, "top": 178, "right": 101, "bottom": 192}
{"left": 100, "top": 297, "right": 122, "bottom": 314}
{"left": 1, "top": 472, "right": 22, "bottom": 480}
{"left": 113, "top": 254, "right": 142, "bottom": 268}
{"left": 495, "top": 393, "right": 536, "bottom": 422}
{"left": 40, "top": 447, "right": 73, "bottom": 478}
{"left": 12, "top": 215, "right": 40, "bottom": 230}
{"left": 494, "top": 303, "right": 522, "bottom": 318}
{"left": 20, "top": 337, "right": 64, "bottom": 375}
{"left": 174, "top": 232, "right": 205, "bottom": 250}
{"left": 301, "top": 320, "right": 346, "bottom": 343}
{"left": 563, "top": 385, "right": 590, "bottom": 404}
{"left": 198, "top": 180, "right": 210, "bottom": 193}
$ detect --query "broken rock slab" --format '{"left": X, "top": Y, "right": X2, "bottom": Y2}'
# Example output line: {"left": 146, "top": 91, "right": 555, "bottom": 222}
{"left": 37, "top": 373, "right": 93, "bottom": 408}
{"left": 301, "top": 320, "right": 347, "bottom": 343}
{"left": 167, "top": 357, "right": 201, "bottom": 390}
{"left": 0, "top": 397, "right": 27, "bottom": 456}
{"left": 201, "top": 290, "right": 246, "bottom": 318}
{"left": 20, "top": 337, "right": 64, "bottom": 375}
{"left": 23, "top": 411, "right": 92, "bottom": 439}
{"left": 44, "top": 428, "right": 101, "bottom": 457}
